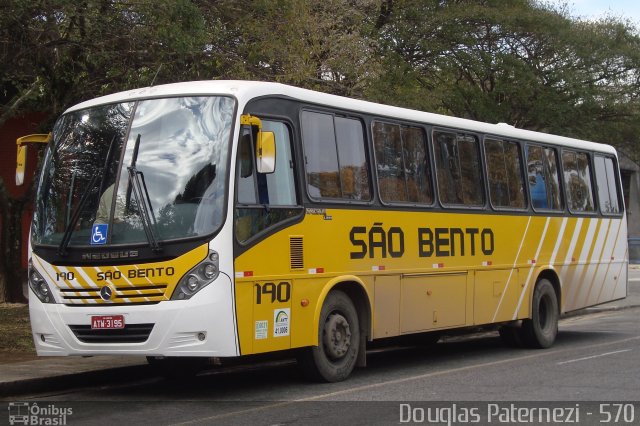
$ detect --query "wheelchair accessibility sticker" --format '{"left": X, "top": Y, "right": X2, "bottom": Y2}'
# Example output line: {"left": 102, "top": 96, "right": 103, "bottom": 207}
{"left": 91, "top": 224, "right": 108, "bottom": 245}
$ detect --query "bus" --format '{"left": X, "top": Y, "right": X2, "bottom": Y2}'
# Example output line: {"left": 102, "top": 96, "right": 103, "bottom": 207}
{"left": 24, "top": 80, "right": 627, "bottom": 382}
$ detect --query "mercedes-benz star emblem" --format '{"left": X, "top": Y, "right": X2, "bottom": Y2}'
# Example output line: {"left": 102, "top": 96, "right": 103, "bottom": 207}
{"left": 99, "top": 286, "right": 113, "bottom": 301}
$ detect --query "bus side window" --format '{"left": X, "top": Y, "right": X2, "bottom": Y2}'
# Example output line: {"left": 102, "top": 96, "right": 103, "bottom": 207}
{"left": 526, "top": 145, "right": 563, "bottom": 211}
{"left": 235, "top": 120, "right": 299, "bottom": 242}
{"left": 239, "top": 131, "right": 254, "bottom": 179}
{"left": 301, "top": 110, "right": 371, "bottom": 201}
{"left": 484, "top": 138, "right": 526, "bottom": 209}
{"left": 543, "top": 147, "right": 563, "bottom": 210}
{"left": 562, "top": 150, "right": 595, "bottom": 213}
{"left": 526, "top": 145, "right": 548, "bottom": 209}
{"left": 263, "top": 121, "right": 296, "bottom": 206}
{"left": 433, "top": 130, "right": 484, "bottom": 207}
{"left": 237, "top": 129, "right": 257, "bottom": 204}
{"left": 594, "top": 155, "right": 621, "bottom": 214}
{"left": 372, "top": 121, "right": 432, "bottom": 205}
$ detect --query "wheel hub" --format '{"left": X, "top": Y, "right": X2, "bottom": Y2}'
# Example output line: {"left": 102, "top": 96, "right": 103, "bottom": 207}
{"left": 322, "top": 313, "right": 352, "bottom": 360}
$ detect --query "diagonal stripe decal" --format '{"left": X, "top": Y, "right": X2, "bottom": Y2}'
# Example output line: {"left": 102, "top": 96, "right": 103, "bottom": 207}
{"left": 491, "top": 216, "right": 532, "bottom": 322}
{"left": 513, "top": 217, "right": 550, "bottom": 320}
{"left": 594, "top": 218, "right": 623, "bottom": 304}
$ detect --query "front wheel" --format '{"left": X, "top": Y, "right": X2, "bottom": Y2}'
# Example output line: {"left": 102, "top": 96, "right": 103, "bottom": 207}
{"left": 298, "top": 290, "right": 360, "bottom": 382}
{"left": 520, "top": 279, "right": 559, "bottom": 348}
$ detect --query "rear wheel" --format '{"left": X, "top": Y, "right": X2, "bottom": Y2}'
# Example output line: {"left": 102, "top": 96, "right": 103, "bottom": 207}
{"left": 298, "top": 290, "right": 360, "bottom": 382}
{"left": 519, "top": 279, "right": 559, "bottom": 348}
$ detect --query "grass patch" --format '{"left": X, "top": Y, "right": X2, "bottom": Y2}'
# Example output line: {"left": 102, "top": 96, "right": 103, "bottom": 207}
{"left": 0, "top": 303, "right": 35, "bottom": 354}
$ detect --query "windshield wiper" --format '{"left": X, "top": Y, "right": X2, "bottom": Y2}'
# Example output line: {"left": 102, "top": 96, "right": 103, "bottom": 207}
{"left": 58, "top": 171, "right": 99, "bottom": 256}
{"left": 65, "top": 171, "right": 76, "bottom": 229}
{"left": 58, "top": 135, "right": 117, "bottom": 256}
{"left": 127, "top": 134, "right": 162, "bottom": 253}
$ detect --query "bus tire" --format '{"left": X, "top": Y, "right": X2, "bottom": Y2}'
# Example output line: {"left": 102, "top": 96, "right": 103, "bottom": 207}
{"left": 519, "top": 279, "right": 558, "bottom": 348}
{"left": 298, "top": 290, "right": 360, "bottom": 382}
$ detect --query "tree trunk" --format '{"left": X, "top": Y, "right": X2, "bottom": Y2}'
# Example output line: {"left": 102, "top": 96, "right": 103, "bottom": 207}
{"left": 0, "top": 81, "right": 40, "bottom": 129}
{"left": 0, "top": 177, "right": 28, "bottom": 303}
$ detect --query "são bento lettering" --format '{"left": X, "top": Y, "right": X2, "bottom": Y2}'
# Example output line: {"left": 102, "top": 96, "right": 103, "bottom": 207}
{"left": 350, "top": 224, "right": 494, "bottom": 259}
{"left": 96, "top": 267, "right": 175, "bottom": 281}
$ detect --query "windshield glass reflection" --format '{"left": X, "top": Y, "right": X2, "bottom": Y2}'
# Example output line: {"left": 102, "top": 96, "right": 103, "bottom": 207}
{"left": 32, "top": 96, "right": 235, "bottom": 247}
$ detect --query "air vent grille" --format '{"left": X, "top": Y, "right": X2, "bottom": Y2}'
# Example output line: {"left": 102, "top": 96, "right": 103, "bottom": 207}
{"left": 290, "top": 236, "right": 304, "bottom": 270}
{"left": 69, "top": 323, "right": 154, "bottom": 343}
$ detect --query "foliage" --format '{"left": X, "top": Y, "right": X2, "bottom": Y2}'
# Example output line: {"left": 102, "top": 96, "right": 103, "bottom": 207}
{"left": 1, "top": 0, "right": 208, "bottom": 127}
{"left": 1, "top": 0, "right": 640, "bottom": 301}
{"left": 367, "top": 0, "right": 640, "bottom": 156}
{"left": 194, "top": 0, "right": 382, "bottom": 96}
{"left": 3, "top": 0, "right": 638, "bottom": 143}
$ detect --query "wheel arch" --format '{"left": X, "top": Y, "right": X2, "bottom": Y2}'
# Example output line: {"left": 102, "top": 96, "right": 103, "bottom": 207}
{"left": 532, "top": 268, "right": 562, "bottom": 315}
{"left": 313, "top": 275, "right": 372, "bottom": 366}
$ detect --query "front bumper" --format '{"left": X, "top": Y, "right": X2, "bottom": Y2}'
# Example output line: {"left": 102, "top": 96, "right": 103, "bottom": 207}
{"left": 29, "top": 273, "right": 239, "bottom": 357}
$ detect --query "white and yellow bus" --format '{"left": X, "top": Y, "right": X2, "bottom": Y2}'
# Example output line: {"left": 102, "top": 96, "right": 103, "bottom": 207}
{"left": 24, "top": 81, "right": 627, "bottom": 382}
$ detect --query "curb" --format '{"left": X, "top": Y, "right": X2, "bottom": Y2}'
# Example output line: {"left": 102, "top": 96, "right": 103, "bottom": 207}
{"left": 0, "top": 363, "right": 153, "bottom": 398}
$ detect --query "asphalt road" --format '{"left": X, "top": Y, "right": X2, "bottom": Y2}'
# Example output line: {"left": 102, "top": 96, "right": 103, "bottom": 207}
{"left": 8, "top": 304, "right": 639, "bottom": 426}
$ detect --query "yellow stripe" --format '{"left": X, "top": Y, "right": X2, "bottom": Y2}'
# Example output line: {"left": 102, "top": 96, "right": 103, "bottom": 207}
{"left": 513, "top": 217, "right": 550, "bottom": 319}
{"left": 68, "top": 267, "right": 93, "bottom": 290}
{"left": 491, "top": 216, "right": 531, "bottom": 322}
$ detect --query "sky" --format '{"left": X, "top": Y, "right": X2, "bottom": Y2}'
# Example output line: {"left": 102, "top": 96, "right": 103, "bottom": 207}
{"left": 544, "top": 0, "right": 640, "bottom": 26}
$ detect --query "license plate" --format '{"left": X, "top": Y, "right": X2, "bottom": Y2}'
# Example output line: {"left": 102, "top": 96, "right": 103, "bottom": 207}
{"left": 91, "top": 315, "right": 125, "bottom": 329}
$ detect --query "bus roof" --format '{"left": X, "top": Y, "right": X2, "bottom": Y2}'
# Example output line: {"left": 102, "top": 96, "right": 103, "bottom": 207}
{"left": 66, "top": 80, "right": 617, "bottom": 155}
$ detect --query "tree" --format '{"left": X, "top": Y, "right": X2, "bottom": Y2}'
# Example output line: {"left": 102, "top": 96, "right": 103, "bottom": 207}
{"left": 1, "top": 0, "right": 210, "bottom": 127}
{"left": 196, "top": 0, "right": 382, "bottom": 96}
{"left": 0, "top": 0, "right": 210, "bottom": 302}
{"left": 0, "top": 0, "right": 382, "bottom": 301}
{"left": 367, "top": 0, "right": 640, "bottom": 158}
{"left": 2, "top": 0, "right": 640, "bottom": 301}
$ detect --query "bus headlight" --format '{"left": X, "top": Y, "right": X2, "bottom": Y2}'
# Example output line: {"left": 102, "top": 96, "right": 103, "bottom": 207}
{"left": 186, "top": 275, "right": 199, "bottom": 291}
{"left": 28, "top": 259, "right": 54, "bottom": 304}
{"left": 203, "top": 263, "right": 217, "bottom": 279}
{"left": 171, "top": 250, "right": 220, "bottom": 300}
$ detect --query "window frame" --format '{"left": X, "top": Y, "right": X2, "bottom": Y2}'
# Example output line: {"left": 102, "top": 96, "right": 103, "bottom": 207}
{"left": 524, "top": 143, "right": 564, "bottom": 214}
{"left": 371, "top": 119, "right": 436, "bottom": 208}
{"left": 234, "top": 116, "right": 303, "bottom": 245}
{"left": 299, "top": 109, "right": 373, "bottom": 204}
{"left": 593, "top": 154, "right": 624, "bottom": 216}
{"left": 482, "top": 136, "right": 528, "bottom": 212}
{"left": 560, "top": 148, "right": 598, "bottom": 215}
{"left": 432, "top": 127, "right": 486, "bottom": 209}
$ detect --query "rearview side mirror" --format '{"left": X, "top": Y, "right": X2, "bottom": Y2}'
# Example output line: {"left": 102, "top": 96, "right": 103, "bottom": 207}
{"left": 256, "top": 131, "right": 276, "bottom": 174}
{"left": 16, "top": 133, "right": 50, "bottom": 186}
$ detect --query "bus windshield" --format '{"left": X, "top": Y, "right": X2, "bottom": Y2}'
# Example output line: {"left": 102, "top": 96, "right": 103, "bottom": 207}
{"left": 32, "top": 96, "right": 235, "bottom": 248}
